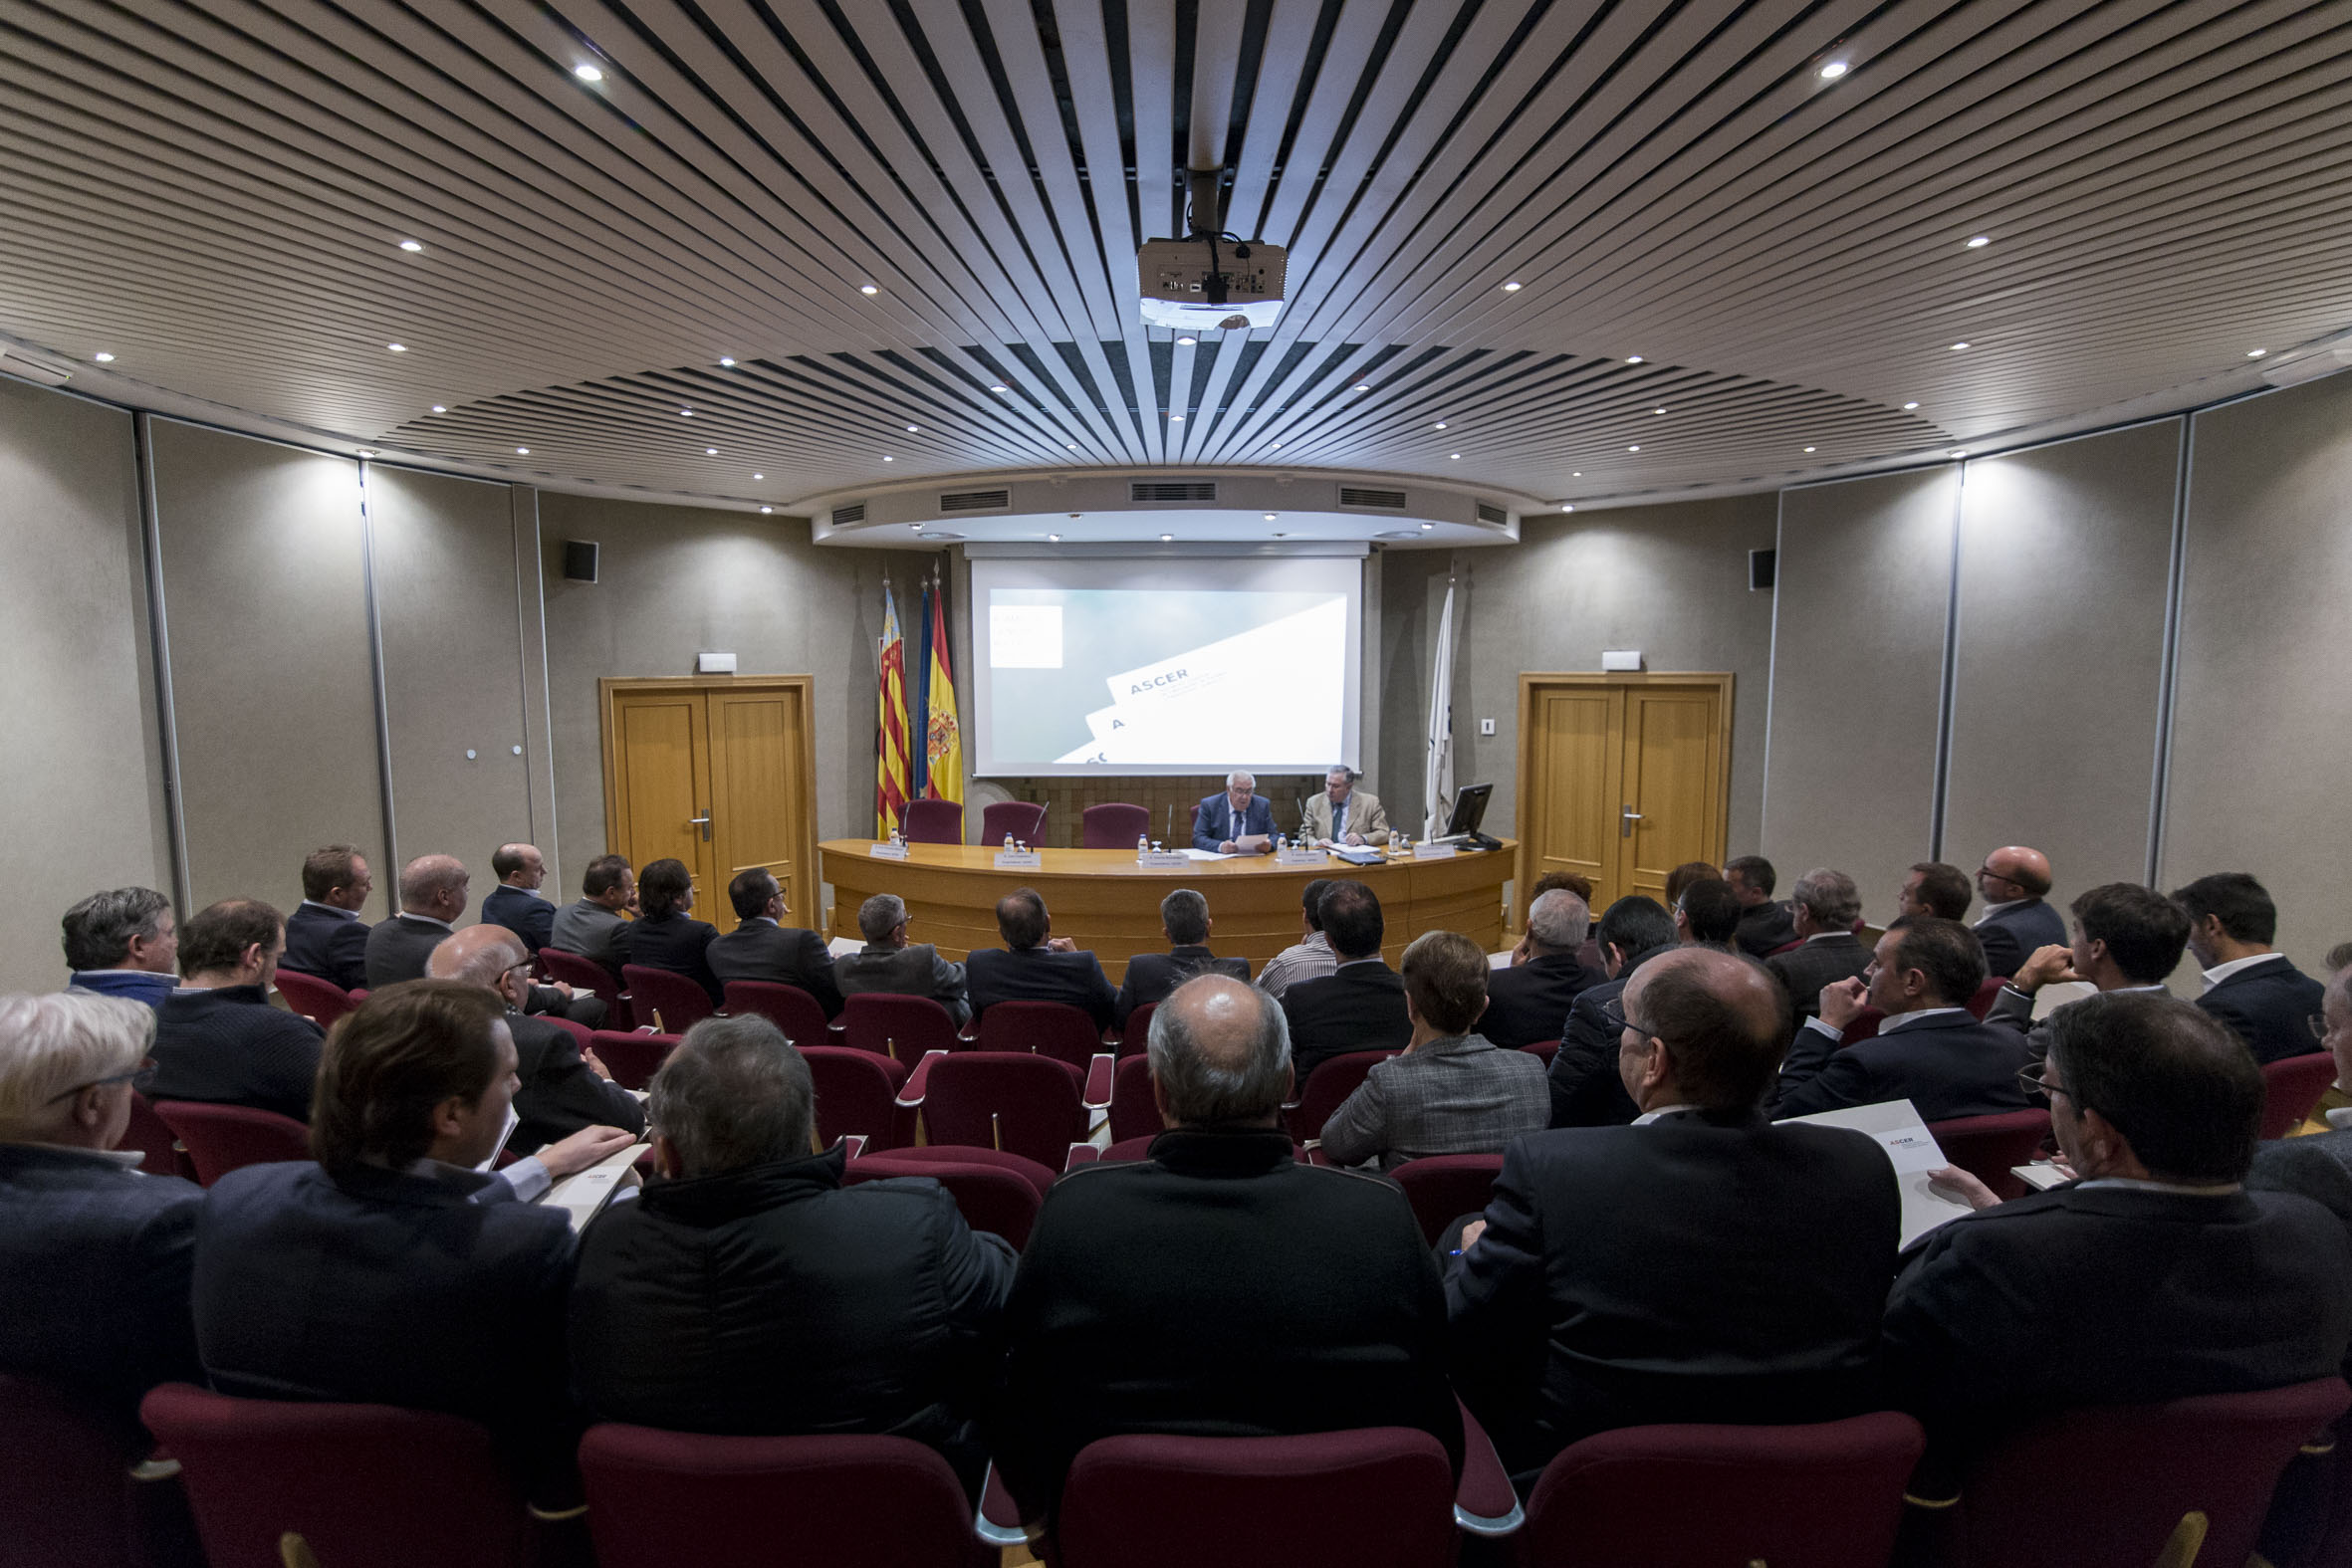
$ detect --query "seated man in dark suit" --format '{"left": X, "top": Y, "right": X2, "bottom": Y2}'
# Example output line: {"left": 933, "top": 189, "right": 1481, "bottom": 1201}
{"left": 706, "top": 867, "right": 843, "bottom": 1018}
{"left": 550, "top": 855, "right": 636, "bottom": 987}
{"left": 1673, "top": 877, "right": 1743, "bottom": 949}
{"left": 2173, "top": 872, "right": 2329, "bottom": 1064}
{"left": 572, "top": 1014, "right": 1013, "bottom": 1489}
{"left": 1984, "top": 881, "right": 2188, "bottom": 1062}
{"left": 1191, "top": 770, "right": 1277, "bottom": 854}
{"left": 1725, "top": 855, "right": 1796, "bottom": 959}
{"left": 1971, "top": 844, "right": 2067, "bottom": 980}
{"left": 149, "top": 899, "right": 324, "bottom": 1123}
{"left": 61, "top": 886, "right": 181, "bottom": 1008}
{"left": 1775, "top": 916, "right": 2034, "bottom": 1122}
{"left": 1449, "top": 947, "right": 1899, "bottom": 1478}
{"left": 192, "top": 983, "right": 635, "bottom": 1501}
{"left": 2247, "top": 961, "right": 2352, "bottom": 1227}
{"left": 1278, "top": 880, "right": 1411, "bottom": 1085}
{"left": 1896, "top": 861, "right": 1974, "bottom": 924}
{"left": 1764, "top": 868, "right": 1873, "bottom": 1038}
{"left": 1484, "top": 889, "right": 1601, "bottom": 1048}
{"left": 480, "top": 842, "right": 558, "bottom": 955}
{"left": 990, "top": 974, "right": 1461, "bottom": 1523}
{"left": 1886, "top": 993, "right": 2352, "bottom": 1469}
{"left": 364, "top": 853, "right": 472, "bottom": 989}
{"left": 835, "top": 893, "right": 971, "bottom": 1027}
{"left": 1547, "top": 896, "right": 1679, "bottom": 1128}
{"left": 282, "top": 845, "right": 372, "bottom": 992}
{"left": 965, "top": 888, "right": 1117, "bottom": 1029}
{"left": 1113, "top": 887, "right": 1248, "bottom": 1028}
{"left": 0, "top": 991, "right": 205, "bottom": 1434}
{"left": 427, "top": 925, "right": 643, "bottom": 1156}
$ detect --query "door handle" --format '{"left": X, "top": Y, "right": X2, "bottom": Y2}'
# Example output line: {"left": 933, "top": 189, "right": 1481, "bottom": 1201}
{"left": 689, "top": 813, "right": 712, "bottom": 841}
{"left": 1619, "top": 804, "right": 1643, "bottom": 838}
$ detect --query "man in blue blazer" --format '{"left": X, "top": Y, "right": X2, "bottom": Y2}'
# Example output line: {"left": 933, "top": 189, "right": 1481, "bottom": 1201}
{"left": 965, "top": 889, "right": 1119, "bottom": 1028}
{"left": 282, "top": 846, "right": 372, "bottom": 992}
{"left": 2173, "top": 872, "right": 2329, "bottom": 1064}
{"left": 1972, "top": 845, "right": 2067, "bottom": 980}
{"left": 1192, "top": 772, "right": 1277, "bottom": 854}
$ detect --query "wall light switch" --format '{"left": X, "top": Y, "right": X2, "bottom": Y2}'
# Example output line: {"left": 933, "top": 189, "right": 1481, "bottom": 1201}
{"left": 1480, "top": 718, "right": 1496, "bottom": 736}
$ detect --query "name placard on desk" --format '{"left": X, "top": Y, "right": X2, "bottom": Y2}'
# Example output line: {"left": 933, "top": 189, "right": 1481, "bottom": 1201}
{"left": 1410, "top": 842, "right": 1458, "bottom": 860}
{"left": 1135, "top": 851, "right": 1189, "bottom": 869}
{"left": 868, "top": 841, "right": 912, "bottom": 860}
{"left": 994, "top": 850, "right": 1044, "bottom": 869}
{"left": 1274, "top": 847, "right": 1326, "bottom": 866}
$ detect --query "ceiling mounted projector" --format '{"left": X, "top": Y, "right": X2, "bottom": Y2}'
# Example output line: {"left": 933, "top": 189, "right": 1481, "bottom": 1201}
{"left": 1139, "top": 167, "right": 1286, "bottom": 331}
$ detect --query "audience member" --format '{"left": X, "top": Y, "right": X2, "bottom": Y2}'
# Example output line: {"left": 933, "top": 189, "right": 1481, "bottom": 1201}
{"left": 706, "top": 867, "right": 843, "bottom": 1019}
{"left": 1775, "top": 917, "right": 2033, "bottom": 1121}
{"left": 1300, "top": 764, "right": 1389, "bottom": 847}
{"left": 1547, "top": 896, "right": 1680, "bottom": 1127}
{"left": 282, "top": 845, "right": 372, "bottom": 991}
{"left": 149, "top": 899, "right": 323, "bottom": 1122}
{"left": 1984, "top": 882, "right": 2189, "bottom": 1061}
{"left": 1897, "top": 861, "right": 1974, "bottom": 924}
{"left": 2332, "top": 941, "right": 2352, "bottom": 976}
{"left": 363, "top": 854, "right": 472, "bottom": 989}
{"left": 989, "top": 975, "right": 1461, "bottom": 1521}
{"left": 1482, "top": 888, "right": 1602, "bottom": 1048}
{"left": 1884, "top": 994, "right": 2352, "bottom": 1466}
{"left": 60, "top": 886, "right": 179, "bottom": 1008}
{"left": 1972, "top": 844, "right": 2065, "bottom": 980}
{"left": 571, "top": 1015, "right": 1013, "bottom": 1486}
{"left": 0, "top": 992, "right": 204, "bottom": 1430}
{"left": 1112, "top": 888, "right": 1248, "bottom": 1028}
{"left": 966, "top": 889, "right": 1118, "bottom": 1028}
{"left": 1764, "top": 868, "right": 1872, "bottom": 1036}
{"left": 1725, "top": 855, "right": 1796, "bottom": 959}
{"left": 480, "top": 843, "right": 557, "bottom": 954}
{"left": 1319, "top": 931, "right": 1546, "bottom": 1171}
{"left": 1279, "top": 881, "right": 1411, "bottom": 1085}
{"left": 2248, "top": 963, "right": 2352, "bottom": 1210}
{"left": 1254, "top": 877, "right": 1338, "bottom": 1000}
{"left": 1673, "top": 877, "right": 1742, "bottom": 948}
{"left": 551, "top": 854, "right": 636, "bottom": 985}
{"left": 835, "top": 893, "right": 970, "bottom": 1026}
{"left": 1663, "top": 860, "right": 1723, "bottom": 907}
{"left": 2173, "top": 872, "right": 2328, "bottom": 1064}
{"left": 625, "top": 858, "right": 723, "bottom": 1007}
{"left": 427, "top": 926, "right": 643, "bottom": 1155}
{"left": 1447, "top": 948, "right": 1897, "bottom": 1477}
{"left": 191, "top": 984, "right": 633, "bottom": 1499}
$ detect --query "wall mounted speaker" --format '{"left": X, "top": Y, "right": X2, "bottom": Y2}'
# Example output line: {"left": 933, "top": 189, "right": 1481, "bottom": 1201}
{"left": 1749, "top": 548, "right": 1777, "bottom": 591}
{"left": 562, "top": 541, "right": 599, "bottom": 583}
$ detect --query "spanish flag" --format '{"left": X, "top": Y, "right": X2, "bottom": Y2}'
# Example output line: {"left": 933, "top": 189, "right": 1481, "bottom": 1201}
{"left": 875, "top": 584, "right": 910, "bottom": 836}
{"left": 923, "top": 581, "right": 963, "bottom": 803}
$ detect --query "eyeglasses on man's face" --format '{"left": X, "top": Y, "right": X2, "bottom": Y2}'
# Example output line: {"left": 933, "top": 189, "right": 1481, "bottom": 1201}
{"left": 1599, "top": 997, "right": 1661, "bottom": 1040}
{"left": 2016, "top": 1063, "right": 2082, "bottom": 1112}
{"left": 46, "top": 1057, "right": 156, "bottom": 1105}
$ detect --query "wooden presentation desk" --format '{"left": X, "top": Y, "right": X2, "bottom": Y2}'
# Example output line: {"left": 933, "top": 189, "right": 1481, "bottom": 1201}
{"left": 820, "top": 839, "right": 1515, "bottom": 982}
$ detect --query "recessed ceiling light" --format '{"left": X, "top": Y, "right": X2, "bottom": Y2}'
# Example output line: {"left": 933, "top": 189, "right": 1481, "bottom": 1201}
{"left": 1626, "top": 354, "right": 1644, "bottom": 363}
{"left": 1966, "top": 235, "right": 1990, "bottom": 248}
{"left": 515, "top": 446, "right": 530, "bottom": 454}
{"left": 705, "top": 447, "right": 718, "bottom": 455}
{"left": 574, "top": 63, "right": 603, "bottom": 82}
{"left": 990, "top": 384, "right": 1009, "bottom": 392}
{"left": 1434, "top": 421, "right": 1447, "bottom": 430}
{"left": 1949, "top": 341, "right": 1970, "bottom": 350}
{"left": 387, "top": 342, "right": 406, "bottom": 352}
{"left": 1168, "top": 413, "right": 1184, "bottom": 421}
{"left": 718, "top": 356, "right": 735, "bottom": 367}
{"left": 760, "top": 506, "right": 773, "bottom": 514}
{"left": 356, "top": 448, "right": 375, "bottom": 458}
{"left": 680, "top": 408, "right": 692, "bottom": 416}
{"left": 1627, "top": 444, "right": 1640, "bottom": 452}
{"left": 1176, "top": 335, "right": 1197, "bottom": 345}
{"left": 905, "top": 423, "right": 919, "bottom": 432}
{"left": 1353, "top": 383, "right": 1371, "bottom": 392}
{"left": 1048, "top": 532, "right": 1060, "bottom": 541}
{"left": 910, "top": 524, "right": 921, "bottom": 531}
{"left": 1264, "top": 513, "right": 1278, "bottom": 521}
{"left": 2246, "top": 348, "right": 2267, "bottom": 358}
{"left": 1271, "top": 443, "right": 1283, "bottom": 450}
{"left": 882, "top": 455, "right": 893, "bottom": 461}
{"left": 430, "top": 403, "right": 446, "bottom": 413}
{"left": 399, "top": 240, "right": 423, "bottom": 253}
{"left": 1572, "top": 471, "right": 1582, "bottom": 477}
{"left": 1818, "top": 60, "right": 1849, "bottom": 80}
{"left": 1064, "top": 442, "right": 1076, "bottom": 449}
{"left": 753, "top": 472, "right": 764, "bottom": 480}
{"left": 1159, "top": 533, "right": 1174, "bottom": 542}
{"left": 1562, "top": 504, "right": 1575, "bottom": 513}
{"left": 1419, "top": 523, "right": 1434, "bottom": 531}
{"left": 1950, "top": 448, "right": 1970, "bottom": 458}
{"left": 1501, "top": 281, "right": 1522, "bottom": 292}
{"left": 1903, "top": 400, "right": 1920, "bottom": 410}
{"left": 1654, "top": 407, "right": 1667, "bottom": 414}
{"left": 92, "top": 351, "right": 115, "bottom": 362}
{"left": 1450, "top": 453, "right": 1461, "bottom": 460}
{"left": 859, "top": 284, "right": 878, "bottom": 296}
{"left": 1803, "top": 446, "right": 1816, "bottom": 453}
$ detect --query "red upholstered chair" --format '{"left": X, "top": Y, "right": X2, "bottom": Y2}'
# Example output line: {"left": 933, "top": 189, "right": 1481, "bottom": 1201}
{"left": 273, "top": 969, "right": 358, "bottom": 1028}
{"left": 0, "top": 1372, "right": 192, "bottom": 1568}
{"left": 148, "top": 1101, "right": 309, "bottom": 1187}
{"left": 722, "top": 980, "right": 830, "bottom": 1045}
{"left": 1081, "top": 801, "right": 1152, "bottom": 848}
{"left": 1051, "top": 1427, "right": 1459, "bottom": 1568}
{"left": 978, "top": 999, "right": 1103, "bottom": 1070}
{"left": 901, "top": 798, "right": 965, "bottom": 844}
{"left": 1520, "top": 1412, "right": 1925, "bottom": 1567}
{"left": 1118, "top": 1001, "right": 1158, "bottom": 1056}
{"left": 140, "top": 1383, "right": 533, "bottom": 1568}
{"left": 1839, "top": 1006, "right": 1885, "bottom": 1043}
{"left": 621, "top": 965, "right": 715, "bottom": 1033}
{"left": 1289, "top": 1049, "right": 1400, "bottom": 1144}
{"left": 854, "top": 1141, "right": 1056, "bottom": 1201}
{"left": 841, "top": 992, "right": 962, "bottom": 1063}
{"left": 919, "top": 1051, "right": 1087, "bottom": 1170}
{"left": 1765, "top": 938, "right": 1804, "bottom": 957}
{"left": 539, "top": 947, "right": 626, "bottom": 1025}
{"left": 1107, "top": 1052, "right": 1160, "bottom": 1144}
{"left": 1928, "top": 1108, "right": 2051, "bottom": 1200}
{"left": 590, "top": 1029, "right": 679, "bottom": 1091}
{"left": 1951, "top": 1377, "right": 2350, "bottom": 1568}
{"left": 982, "top": 799, "right": 1048, "bottom": 846}
{"left": 578, "top": 1424, "right": 990, "bottom": 1568}
{"left": 1967, "top": 975, "right": 2006, "bottom": 1018}
{"left": 1391, "top": 1153, "right": 1506, "bottom": 1246}
{"left": 1095, "top": 1133, "right": 1163, "bottom": 1162}
{"left": 1521, "top": 1038, "right": 1560, "bottom": 1070}
{"left": 542, "top": 1014, "right": 593, "bottom": 1053}
{"left": 802, "top": 1045, "right": 915, "bottom": 1151}
{"left": 123, "top": 1090, "right": 192, "bottom": 1180}
{"left": 2262, "top": 1052, "right": 2339, "bottom": 1139}
{"left": 845, "top": 1149, "right": 1048, "bottom": 1247}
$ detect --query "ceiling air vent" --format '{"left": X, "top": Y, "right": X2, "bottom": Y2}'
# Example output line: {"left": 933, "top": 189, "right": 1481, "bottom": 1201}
{"left": 1338, "top": 485, "right": 1409, "bottom": 510}
{"left": 1477, "top": 502, "right": 1509, "bottom": 526}
{"left": 830, "top": 503, "right": 866, "bottom": 526}
{"left": 1130, "top": 479, "right": 1219, "bottom": 503}
{"left": 939, "top": 488, "right": 1011, "bottom": 512}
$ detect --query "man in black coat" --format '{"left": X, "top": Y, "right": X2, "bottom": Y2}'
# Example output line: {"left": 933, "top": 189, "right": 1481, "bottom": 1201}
{"left": 480, "top": 843, "right": 558, "bottom": 955}
{"left": 427, "top": 926, "right": 644, "bottom": 1156}
{"left": 571, "top": 1015, "right": 1013, "bottom": 1488}
{"left": 150, "top": 899, "right": 324, "bottom": 1123}
{"left": 1547, "top": 896, "right": 1679, "bottom": 1127}
{"left": 281, "top": 845, "right": 372, "bottom": 992}
{"left": 2173, "top": 872, "right": 2329, "bottom": 1065}
{"left": 1278, "top": 880, "right": 1411, "bottom": 1086}
{"left": 1982, "top": 881, "right": 2188, "bottom": 1062}
{"left": 1448, "top": 948, "right": 1899, "bottom": 1478}
{"left": 1484, "top": 888, "right": 1603, "bottom": 1048}
{"left": 990, "top": 974, "right": 1462, "bottom": 1523}
{"left": 1112, "top": 887, "right": 1249, "bottom": 1029}
{"left": 364, "top": 853, "right": 473, "bottom": 989}
{"left": 964, "top": 888, "right": 1118, "bottom": 1029}
{"left": 1725, "top": 855, "right": 1797, "bottom": 959}
{"left": 1764, "top": 868, "right": 1873, "bottom": 1038}
{"left": 707, "top": 868, "right": 844, "bottom": 1018}
{"left": 1971, "top": 844, "right": 2067, "bottom": 981}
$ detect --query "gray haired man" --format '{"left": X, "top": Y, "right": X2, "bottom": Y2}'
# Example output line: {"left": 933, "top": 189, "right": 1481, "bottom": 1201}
{"left": 1482, "top": 888, "right": 1604, "bottom": 1048}
{"left": 834, "top": 893, "right": 971, "bottom": 1026}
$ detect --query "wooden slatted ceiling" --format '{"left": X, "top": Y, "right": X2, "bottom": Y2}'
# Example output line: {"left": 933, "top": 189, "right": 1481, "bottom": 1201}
{"left": 0, "top": 0, "right": 2347, "bottom": 512}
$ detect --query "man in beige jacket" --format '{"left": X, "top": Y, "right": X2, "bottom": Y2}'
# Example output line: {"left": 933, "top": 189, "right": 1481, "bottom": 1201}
{"left": 1299, "top": 765, "right": 1389, "bottom": 847}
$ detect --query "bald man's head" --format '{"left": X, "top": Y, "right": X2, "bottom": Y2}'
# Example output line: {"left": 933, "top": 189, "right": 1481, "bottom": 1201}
{"left": 398, "top": 854, "right": 470, "bottom": 919}
{"left": 491, "top": 843, "right": 545, "bottom": 888}
{"left": 1146, "top": 973, "right": 1292, "bottom": 1127}
{"left": 426, "top": 923, "right": 529, "bottom": 995}
{"left": 1620, "top": 946, "right": 1790, "bottom": 1111}
{"left": 1981, "top": 845, "right": 2052, "bottom": 900}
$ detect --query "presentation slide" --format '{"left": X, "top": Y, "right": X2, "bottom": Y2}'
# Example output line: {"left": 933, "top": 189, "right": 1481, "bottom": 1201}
{"left": 970, "top": 554, "right": 1363, "bottom": 778}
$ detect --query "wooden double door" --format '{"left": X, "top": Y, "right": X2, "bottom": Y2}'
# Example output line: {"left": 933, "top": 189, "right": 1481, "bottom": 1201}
{"left": 599, "top": 677, "right": 819, "bottom": 917}
{"left": 1516, "top": 674, "right": 1732, "bottom": 923}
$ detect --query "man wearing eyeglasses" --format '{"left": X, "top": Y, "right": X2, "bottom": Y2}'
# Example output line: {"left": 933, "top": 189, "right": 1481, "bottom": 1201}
{"left": 1971, "top": 845, "right": 2065, "bottom": 982}
{"left": 427, "top": 925, "right": 643, "bottom": 1157}
{"left": 2249, "top": 963, "right": 2352, "bottom": 1204}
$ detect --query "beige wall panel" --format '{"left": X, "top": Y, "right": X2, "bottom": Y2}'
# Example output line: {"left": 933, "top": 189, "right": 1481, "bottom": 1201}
{"left": 148, "top": 421, "right": 384, "bottom": 914}
{"left": 2162, "top": 370, "right": 2352, "bottom": 974}
{"left": 1943, "top": 422, "right": 2180, "bottom": 903}
{"left": 368, "top": 464, "right": 535, "bottom": 887}
{"left": 0, "top": 378, "right": 170, "bottom": 989}
{"left": 1764, "top": 468, "right": 1958, "bottom": 909}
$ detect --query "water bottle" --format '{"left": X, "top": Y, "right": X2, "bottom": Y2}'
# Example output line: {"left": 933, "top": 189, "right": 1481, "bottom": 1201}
{"left": 1275, "top": 833, "right": 1288, "bottom": 853}
{"left": 1137, "top": 834, "right": 1150, "bottom": 854}
{"left": 1003, "top": 832, "right": 1015, "bottom": 854}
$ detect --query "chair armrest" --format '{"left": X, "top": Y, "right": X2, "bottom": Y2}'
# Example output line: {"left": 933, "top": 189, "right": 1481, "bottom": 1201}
{"left": 975, "top": 1461, "right": 1030, "bottom": 1547}
{"left": 895, "top": 1049, "right": 949, "bottom": 1107}
{"left": 1082, "top": 1053, "right": 1115, "bottom": 1109}
{"left": 837, "top": 1134, "right": 868, "bottom": 1160}
{"left": 1064, "top": 1143, "right": 1101, "bottom": 1172}
{"left": 1452, "top": 1398, "right": 1525, "bottom": 1537}
{"left": 1303, "top": 1142, "right": 1330, "bottom": 1167}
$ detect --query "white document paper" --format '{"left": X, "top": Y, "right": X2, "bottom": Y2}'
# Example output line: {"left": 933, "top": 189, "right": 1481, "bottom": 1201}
{"left": 540, "top": 1140, "right": 646, "bottom": 1232}
{"left": 1181, "top": 847, "right": 1236, "bottom": 860}
{"left": 473, "top": 1105, "right": 521, "bottom": 1172}
{"left": 2010, "top": 1162, "right": 2070, "bottom": 1192}
{"left": 827, "top": 936, "right": 864, "bottom": 959}
{"left": 1776, "top": 1098, "right": 1972, "bottom": 1249}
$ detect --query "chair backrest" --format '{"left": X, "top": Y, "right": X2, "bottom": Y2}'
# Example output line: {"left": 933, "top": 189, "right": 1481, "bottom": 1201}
{"left": 147, "top": 1101, "right": 310, "bottom": 1187}
{"left": 1522, "top": 1412, "right": 1924, "bottom": 1568}
{"left": 1391, "top": 1153, "right": 1506, "bottom": 1246}
{"left": 920, "top": 1051, "right": 1086, "bottom": 1169}
{"left": 845, "top": 1151, "right": 1046, "bottom": 1247}
{"left": 1521, "top": 1038, "right": 1560, "bottom": 1069}
{"left": 273, "top": 970, "right": 357, "bottom": 1028}
{"left": 981, "top": 799, "right": 1048, "bottom": 846}
{"left": 1081, "top": 801, "right": 1152, "bottom": 848}
{"left": 1108, "top": 1051, "right": 1160, "bottom": 1143}
{"left": 1118, "top": 1001, "right": 1158, "bottom": 1056}
{"left": 1966, "top": 975, "right": 2006, "bottom": 1018}
{"left": 1055, "top": 1427, "right": 1458, "bottom": 1568}
{"left": 840, "top": 992, "right": 963, "bottom": 1062}
{"left": 589, "top": 1029, "right": 680, "bottom": 1091}
{"left": 1841, "top": 1006, "right": 1885, "bottom": 1043}
{"left": 977, "top": 999, "right": 1104, "bottom": 1069}
{"left": 577, "top": 1424, "right": 983, "bottom": 1568}
{"left": 1958, "top": 1376, "right": 2351, "bottom": 1568}
{"left": 1927, "top": 1108, "right": 2052, "bottom": 1200}
{"left": 1100, "top": 1133, "right": 1162, "bottom": 1162}
{"left": 540, "top": 947, "right": 621, "bottom": 1008}
{"left": 722, "top": 980, "right": 830, "bottom": 1045}
{"left": 620, "top": 965, "right": 715, "bottom": 1033}
{"left": 2263, "top": 1052, "right": 2340, "bottom": 1139}
{"left": 901, "top": 798, "right": 965, "bottom": 844}
{"left": 121, "top": 1090, "right": 191, "bottom": 1179}
{"left": 140, "top": 1382, "right": 531, "bottom": 1568}
{"left": 0, "top": 1371, "right": 151, "bottom": 1568}
{"left": 801, "top": 1045, "right": 912, "bottom": 1152}
{"left": 543, "top": 1014, "right": 593, "bottom": 1053}
{"left": 1291, "top": 1049, "right": 1401, "bottom": 1143}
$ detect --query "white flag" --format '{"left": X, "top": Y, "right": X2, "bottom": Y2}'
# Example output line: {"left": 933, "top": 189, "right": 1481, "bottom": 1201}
{"left": 1423, "top": 577, "right": 1456, "bottom": 839}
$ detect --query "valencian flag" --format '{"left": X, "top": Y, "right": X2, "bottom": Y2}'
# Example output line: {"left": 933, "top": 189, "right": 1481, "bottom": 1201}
{"left": 875, "top": 582, "right": 911, "bottom": 836}
{"left": 922, "top": 577, "right": 963, "bottom": 803}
